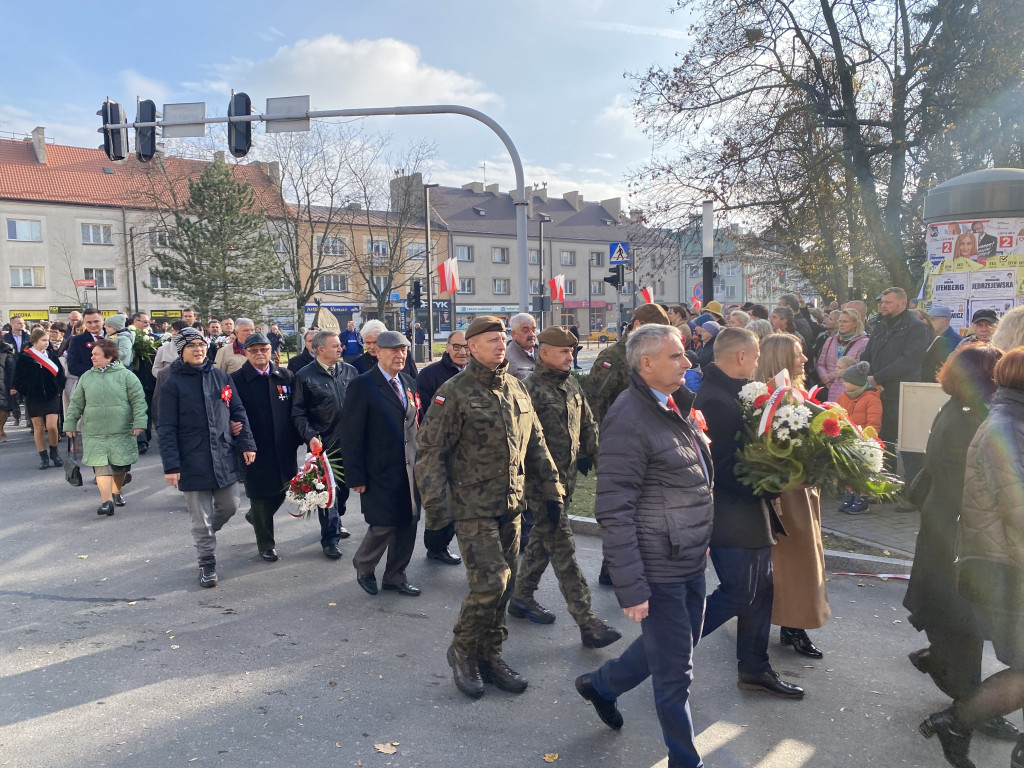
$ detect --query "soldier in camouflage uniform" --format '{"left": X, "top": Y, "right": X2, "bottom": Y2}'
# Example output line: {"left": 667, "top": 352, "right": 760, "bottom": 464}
{"left": 415, "top": 316, "right": 565, "bottom": 700}
{"left": 510, "top": 326, "right": 622, "bottom": 649}
{"left": 583, "top": 303, "right": 671, "bottom": 586}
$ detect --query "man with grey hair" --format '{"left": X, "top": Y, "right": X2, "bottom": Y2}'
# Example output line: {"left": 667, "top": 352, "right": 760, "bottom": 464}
{"left": 292, "top": 330, "right": 358, "bottom": 558}
{"left": 215, "top": 318, "right": 255, "bottom": 374}
{"left": 576, "top": 322, "right": 714, "bottom": 767}
{"left": 505, "top": 312, "right": 539, "bottom": 380}
{"left": 354, "top": 319, "right": 418, "bottom": 379}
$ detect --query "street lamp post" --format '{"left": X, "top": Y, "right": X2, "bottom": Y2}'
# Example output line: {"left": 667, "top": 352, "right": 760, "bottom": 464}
{"left": 537, "top": 214, "right": 551, "bottom": 331}
{"left": 424, "top": 182, "right": 438, "bottom": 361}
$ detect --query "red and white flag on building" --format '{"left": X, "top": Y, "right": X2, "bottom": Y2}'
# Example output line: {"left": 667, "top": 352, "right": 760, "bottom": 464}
{"left": 548, "top": 274, "right": 566, "bottom": 302}
{"left": 640, "top": 286, "right": 654, "bottom": 304}
{"left": 437, "top": 258, "right": 459, "bottom": 294}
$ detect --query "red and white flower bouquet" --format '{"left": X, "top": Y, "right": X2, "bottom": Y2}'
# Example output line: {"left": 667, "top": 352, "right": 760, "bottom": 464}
{"left": 286, "top": 442, "right": 343, "bottom": 518}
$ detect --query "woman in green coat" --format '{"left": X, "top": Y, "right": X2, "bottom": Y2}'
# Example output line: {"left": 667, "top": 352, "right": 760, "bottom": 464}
{"left": 65, "top": 338, "right": 148, "bottom": 516}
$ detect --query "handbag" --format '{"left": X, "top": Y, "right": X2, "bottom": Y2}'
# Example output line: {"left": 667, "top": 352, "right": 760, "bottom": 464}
{"left": 956, "top": 555, "right": 1024, "bottom": 615}
{"left": 64, "top": 434, "right": 83, "bottom": 487}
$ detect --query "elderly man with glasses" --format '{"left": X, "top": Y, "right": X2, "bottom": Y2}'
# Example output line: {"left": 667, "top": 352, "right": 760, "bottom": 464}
{"left": 215, "top": 318, "right": 255, "bottom": 375}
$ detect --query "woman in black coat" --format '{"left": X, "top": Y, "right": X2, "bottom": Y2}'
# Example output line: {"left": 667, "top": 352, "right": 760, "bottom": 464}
{"left": 904, "top": 344, "right": 1017, "bottom": 740}
{"left": 11, "top": 328, "right": 66, "bottom": 469}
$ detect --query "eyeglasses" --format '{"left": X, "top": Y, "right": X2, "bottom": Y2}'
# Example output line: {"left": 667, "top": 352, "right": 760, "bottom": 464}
{"left": 184, "top": 341, "right": 207, "bottom": 351}
{"left": 449, "top": 343, "right": 470, "bottom": 351}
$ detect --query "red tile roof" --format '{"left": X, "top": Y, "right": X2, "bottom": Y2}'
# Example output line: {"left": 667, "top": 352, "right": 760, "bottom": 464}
{"left": 0, "top": 138, "right": 284, "bottom": 215}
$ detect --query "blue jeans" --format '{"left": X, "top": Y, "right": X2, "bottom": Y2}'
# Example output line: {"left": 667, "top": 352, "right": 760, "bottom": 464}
{"left": 701, "top": 546, "right": 773, "bottom": 676}
{"left": 591, "top": 574, "right": 706, "bottom": 768}
{"left": 319, "top": 482, "right": 349, "bottom": 548}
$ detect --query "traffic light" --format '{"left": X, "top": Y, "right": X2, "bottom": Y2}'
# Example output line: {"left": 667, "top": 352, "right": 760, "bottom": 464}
{"left": 407, "top": 279, "right": 423, "bottom": 309}
{"left": 227, "top": 92, "right": 252, "bottom": 158}
{"left": 98, "top": 99, "right": 128, "bottom": 162}
{"left": 135, "top": 99, "right": 158, "bottom": 163}
{"left": 603, "top": 264, "right": 624, "bottom": 289}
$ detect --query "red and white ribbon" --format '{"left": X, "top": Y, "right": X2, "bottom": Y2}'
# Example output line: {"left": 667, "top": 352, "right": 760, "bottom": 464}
{"left": 28, "top": 348, "right": 58, "bottom": 377}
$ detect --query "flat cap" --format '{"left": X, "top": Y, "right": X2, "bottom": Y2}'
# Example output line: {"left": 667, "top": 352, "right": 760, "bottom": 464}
{"left": 376, "top": 330, "right": 410, "bottom": 348}
{"left": 632, "top": 303, "right": 670, "bottom": 326}
{"left": 537, "top": 326, "right": 577, "bottom": 347}
{"left": 243, "top": 332, "right": 270, "bottom": 349}
{"left": 930, "top": 305, "right": 953, "bottom": 319}
{"left": 465, "top": 315, "right": 505, "bottom": 339}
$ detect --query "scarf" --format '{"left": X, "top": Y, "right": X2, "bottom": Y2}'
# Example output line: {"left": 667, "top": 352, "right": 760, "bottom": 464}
{"left": 844, "top": 383, "right": 869, "bottom": 399}
{"left": 233, "top": 339, "right": 245, "bottom": 356}
{"left": 28, "top": 347, "right": 59, "bottom": 377}
{"left": 836, "top": 332, "right": 863, "bottom": 357}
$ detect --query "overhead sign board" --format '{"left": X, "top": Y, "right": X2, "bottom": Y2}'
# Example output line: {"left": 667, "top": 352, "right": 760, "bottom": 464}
{"left": 609, "top": 241, "right": 630, "bottom": 265}
{"left": 265, "top": 95, "right": 310, "bottom": 134}
{"left": 162, "top": 102, "right": 207, "bottom": 139}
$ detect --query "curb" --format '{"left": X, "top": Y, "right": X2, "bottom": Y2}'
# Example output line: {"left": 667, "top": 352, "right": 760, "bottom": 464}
{"left": 570, "top": 514, "right": 914, "bottom": 576}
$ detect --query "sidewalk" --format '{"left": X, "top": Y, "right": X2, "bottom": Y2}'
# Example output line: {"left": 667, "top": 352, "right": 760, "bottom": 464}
{"left": 821, "top": 500, "right": 919, "bottom": 560}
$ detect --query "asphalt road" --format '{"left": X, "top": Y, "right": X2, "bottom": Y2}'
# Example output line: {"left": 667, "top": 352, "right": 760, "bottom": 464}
{"left": 0, "top": 422, "right": 1017, "bottom": 768}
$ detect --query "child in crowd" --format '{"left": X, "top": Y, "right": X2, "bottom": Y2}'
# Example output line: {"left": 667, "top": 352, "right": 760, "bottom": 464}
{"left": 836, "top": 359, "right": 883, "bottom": 514}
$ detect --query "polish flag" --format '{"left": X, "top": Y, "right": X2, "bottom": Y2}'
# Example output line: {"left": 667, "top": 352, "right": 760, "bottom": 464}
{"left": 437, "top": 258, "right": 459, "bottom": 294}
{"left": 640, "top": 286, "right": 654, "bottom": 304}
{"left": 548, "top": 274, "right": 566, "bottom": 302}
{"left": 691, "top": 296, "right": 702, "bottom": 310}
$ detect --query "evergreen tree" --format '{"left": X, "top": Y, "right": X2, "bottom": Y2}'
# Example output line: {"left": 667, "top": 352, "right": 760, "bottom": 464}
{"left": 149, "top": 158, "right": 283, "bottom": 320}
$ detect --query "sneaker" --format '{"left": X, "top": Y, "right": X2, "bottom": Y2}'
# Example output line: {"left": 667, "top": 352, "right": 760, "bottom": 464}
{"left": 508, "top": 596, "right": 556, "bottom": 624}
{"left": 846, "top": 496, "right": 870, "bottom": 515}
{"left": 837, "top": 490, "right": 854, "bottom": 513}
{"left": 198, "top": 560, "right": 218, "bottom": 588}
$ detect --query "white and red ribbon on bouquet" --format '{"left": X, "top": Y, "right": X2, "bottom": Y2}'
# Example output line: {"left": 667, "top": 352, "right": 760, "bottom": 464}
{"left": 757, "top": 369, "right": 804, "bottom": 436}
{"left": 287, "top": 441, "right": 337, "bottom": 518}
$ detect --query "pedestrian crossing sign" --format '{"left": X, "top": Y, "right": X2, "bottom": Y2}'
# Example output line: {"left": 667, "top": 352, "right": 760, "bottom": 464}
{"left": 609, "top": 241, "right": 630, "bottom": 265}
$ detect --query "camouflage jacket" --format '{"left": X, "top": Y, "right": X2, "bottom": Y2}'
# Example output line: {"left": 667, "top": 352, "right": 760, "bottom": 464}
{"left": 415, "top": 356, "right": 564, "bottom": 528}
{"left": 524, "top": 360, "right": 598, "bottom": 507}
{"left": 583, "top": 337, "right": 628, "bottom": 426}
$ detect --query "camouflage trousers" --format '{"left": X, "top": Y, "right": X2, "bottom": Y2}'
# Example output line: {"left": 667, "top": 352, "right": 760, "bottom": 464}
{"left": 514, "top": 509, "right": 595, "bottom": 627}
{"left": 451, "top": 513, "right": 520, "bottom": 662}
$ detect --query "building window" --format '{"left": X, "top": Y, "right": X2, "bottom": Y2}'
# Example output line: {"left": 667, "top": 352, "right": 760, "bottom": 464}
{"left": 408, "top": 242, "right": 427, "bottom": 260}
{"left": 276, "top": 235, "right": 291, "bottom": 253}
{"left": 369, "top": 241, "right": 389, "bottom": 266}
{"left": 84, "top": 268, "right": 115, "bottom": 289}
{"left": 10, "top": 266, "right": 44, "bottom": 287}
{"left": 493, "top": 278, "right": 510, "bottom": 295}
{"left": 320, "top": 237, "right": 346, "bottom": 256}
{"left": 459, "top": 277, "right": 475, "bottom": 294}
{"left": 318, "top": 273, "right": 347, "bottom": 292}
{"left": 456, "top": 245, "right": 473, "bottom": 262}
{"left": 81, "top": 223, "right": 112, "bottom": 245}
{"left": 565, "top": 279, "right": 576, "bottom": 295}
{"left": 590, "top": 280, "right": 605, "bottom": 295}
{"left": 372, "top": 275, "right": 389, "bottom": 294}
{"left": 688, "top": 265, "right": 700, "bottom": 278}
{"left": 6, "top": 219, "right": 41, "bottom": 242}
{"left": 723, "top": 284, "right": 737, "bottom": 299}
{"left": 149, "top": 270, "right": 174, "bottom": 290}
{"left": 149, "top": 230, "right": 169, "bottom": 248}
{"left": 529, "top": 279, "right": 541, "bottom": 295}
{"left": 621, "top": 281, "right": 635, "bottom": 295}
{"left": 590, "top": 251, "right": 603, "bottom": 267}
{"left": 528, "top": 249, "right": 540, "bottom": 265}
{"left": 724, "top": 262, "right": 739, "bottom": 277}
{"left": 492, "top": 247, "right": 509, "bottom": 264}
{"left": 560, "top": 250, "right": 575, "bottom": 266}
{"left": 657, "top": 280, "right": 666, "bottom": 297}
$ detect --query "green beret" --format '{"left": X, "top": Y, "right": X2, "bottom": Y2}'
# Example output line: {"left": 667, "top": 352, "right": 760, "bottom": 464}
{"left": 465, "top": 315, "right": 505, "bottom": 339}
{"left": 537, "top": 326, "right": 577, "bottom": 347}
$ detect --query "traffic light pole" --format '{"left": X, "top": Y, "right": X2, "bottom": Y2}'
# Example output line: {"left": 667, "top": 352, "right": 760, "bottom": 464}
{"left": 101, "top": 100, "right": 533, "bottom": 314}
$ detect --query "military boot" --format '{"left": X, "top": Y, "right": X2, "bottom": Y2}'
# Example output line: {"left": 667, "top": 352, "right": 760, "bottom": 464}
{"left": 479, "top": 657, "right": 528, "bottom": 693}
{"left": 508, "top": 596, "right": 556, "bottom": 624}
{"left": 446, "top": 646, "right": 484, "bottom": 699}
{"left": 198, "top": 557, "right": 218, "bottom": 588}
{"left": 580, "top": 617, "right": 622, "bottom": 648}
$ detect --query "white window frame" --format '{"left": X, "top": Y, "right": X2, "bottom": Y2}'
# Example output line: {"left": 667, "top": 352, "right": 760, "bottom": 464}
{"left": 149, "top": 269, "right": 174, "bottom": 290}
{"left": 372, "top": 275, "right": 389, "bottom": 294}
{"left": 456, "top": 245, "right": 473, "bottom": 262}
{"left": 493, "top": 278, "right": 510, "bottom": 295}
{"left": 621, "top": 281, "right": 635, "bottom": 295}
{"left": 528, "top": 249, "right": 540, "bottom": 265}
{"left": 565, "top": 279, "right": 576, "bottom": 295}
{"left": 529, "top": 278, "right": 541, "bottom": 296}
{"left": 318, "top": 273, "right": 348, "bottom": 292}
{"left": 590, "top": 280, "right": 605, "bottom": 295}
{"left": 81, "top": 223, "right": 113, "bottom": 245}
{"left": 459, "top": 277, "right": 475, "bottom": 294}
{"left": 84, "top": 267, "right": 115, "bottom": 289}
{"left": 688, "top": 265, "right": 700, "bottom": 278}
{"left": 6, "top": 219, "right": 41, "bottom": 242}
{"left": 492, "top": 247, "right": 509, "bottom": 264}
{"left": 590, "top": 250, "right": 604, "bottom": 267}
{"left": 319, "top": 236, "right": 346, "bottom": 256}
{"left": 408, "top": 242, "right": 427, "bottom": 260}
{"left": 10, "top": 266, "right": 44, "bottom": 287}
{"left": 149, "top": 230, "right": 169, "bottom": 248}
{"left": 560, "top": 250, "right": 575, "bottom": 266}
{"left": 724, "top": 262, "right": 739, "bottom": 277}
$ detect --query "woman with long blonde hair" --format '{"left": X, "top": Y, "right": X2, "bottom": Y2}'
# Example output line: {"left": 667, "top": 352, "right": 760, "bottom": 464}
{"left": 755, "top": 333, "right": 831, "bottom": 658}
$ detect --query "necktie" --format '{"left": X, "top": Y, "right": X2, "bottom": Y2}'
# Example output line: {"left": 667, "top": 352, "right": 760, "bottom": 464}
{"left": 389, "top": 377, "right": 405, "bottom": 407}
{"left": 666, "top": 395, "right": 681, "bottom": 416}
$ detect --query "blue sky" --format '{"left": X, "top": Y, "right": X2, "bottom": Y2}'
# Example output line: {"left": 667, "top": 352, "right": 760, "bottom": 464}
{"left": 0, "top": 0, "right": 689, "bottom": 204}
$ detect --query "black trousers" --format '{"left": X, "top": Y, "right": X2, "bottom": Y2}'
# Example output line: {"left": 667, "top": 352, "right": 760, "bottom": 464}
{"left": 247, "top": 492, "right": 286, "bottom": 551}
{"left": 424, "top": 521, "right": 456, "bottom": 553}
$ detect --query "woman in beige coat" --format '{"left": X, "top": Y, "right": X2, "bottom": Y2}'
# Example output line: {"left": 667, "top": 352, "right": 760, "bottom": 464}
{"left": 755, "top": 333, "right": 831, "bottom": 658}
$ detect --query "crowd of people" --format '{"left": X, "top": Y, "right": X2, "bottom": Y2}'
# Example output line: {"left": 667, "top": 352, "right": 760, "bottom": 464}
{"left": 5, "top": 286, "right": 1024, "bottom": 768}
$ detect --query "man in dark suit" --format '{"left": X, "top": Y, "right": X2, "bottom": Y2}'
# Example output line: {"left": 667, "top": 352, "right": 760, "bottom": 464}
{"left": 231, "top": 333, "right": 303, "bottom": 562}
{"left": 692, "top": 327, "right": 804, "bottom": 699}
{"left": 341, "top": 331, "right": 422, "bottom": 597}
{"left": 287, "top": 330, "right": 316, "bottom": 374}
{"left": 414, "top": 331, "right": 470, "bottom": 565}
{"left": 3, "top": 315, "right": 30, "bottom": 425}
{"left": 972, "top": 221, "right": 998, "bottom": 262}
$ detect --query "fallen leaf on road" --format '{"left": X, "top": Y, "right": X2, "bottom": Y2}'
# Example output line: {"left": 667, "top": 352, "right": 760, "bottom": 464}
{"left": 171, "top": 645, "right": 180, "bottom": 650}
{"left": 893, "top": 619, "right": 902, "bottom": 624}
{"left": 78, "top": 555, "right": 88, "bottom": 559}
{"left": 328, "top": 602, "right": 337, "bottom": 607}
{"left": 127, "top": 601, "right": 136, "bottom": 606}
{"left": 374, "top": 743, "right": 397, "bottom": 755}
{"left": 329, "top": 681, "right": 337, "bottom": 686}
{"left": 543, "top": 754, "right": 559, "bottom": 763}
{"left": 336, "top": 742, "right": 342, "bottom": 748}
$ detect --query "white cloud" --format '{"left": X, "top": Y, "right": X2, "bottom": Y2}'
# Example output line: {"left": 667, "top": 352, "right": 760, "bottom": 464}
{"left": 183, "top": 35, "right": 500, "bottom": 113}
{"left": 0, "top": 103, "right": 102, "bottom": 150}
{"left": 581, "top": 20, "right": 690, "bottom": 40}
{"left": 120, "top": 70, "right": 170, "bottom": 107}
{"left": 597, "top": 94, "right": 645, "bottom": 143}
{"left": 595, "top": 151, "right": 616, "bottom": 159}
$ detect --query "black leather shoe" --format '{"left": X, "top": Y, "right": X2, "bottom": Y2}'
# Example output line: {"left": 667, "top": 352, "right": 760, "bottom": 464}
{"left": 97, "top": 501, "right": 115, "bottom": 516}
{"left": 426, "top": 548, "right": 462, "bottom": 565}
{"left": 323, "top": 544, "right": 343, "bottom": 559}
{"left": 575, "top": 674, "right": 623, "bottom": 730}
{"left": 780, "top": 627, "right": 823, "bottom": 658}
{"left": 447, "top": 646, "right": 484, "bottom": 699}
{"left": 737, "top": 670, "right": 805, "bottom": 698}
{"left": 908, "top": 648, "right": 932, "bottom": 674}
{"left": 976, "top": 715, "right": 1019, "bottom": 741}
{"left": 357, "top": 573, "right": 379, "bottom": 595}
{"left": 382, "top": 582, "right": 421, "bottom": 597}
{"left": 138, "top": 442, "right": 148, "bottom": 455}
{"left": 338, "top": 526, "right": 351, "bottom": 539}
{"left": 259, "top": 549, "right": 279, "bottom": 562}
{"left": 920, "top": 707, "right": 975, "bottom": 768}
{"left": 480, "top": 658, "right": 528, "bottom": 693}
{"left": 112, "top": 493, "right": 126, "bottom": 507}
{"left": 508, "top": 596, "right": 556, "bottom": 624}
